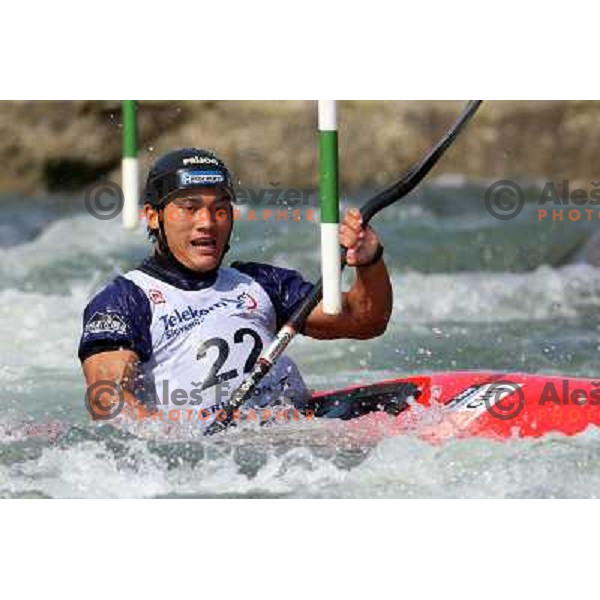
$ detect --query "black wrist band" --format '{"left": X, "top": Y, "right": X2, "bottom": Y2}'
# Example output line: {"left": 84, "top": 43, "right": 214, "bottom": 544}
{"left": 358, "top": 243, "right": 384, "bottom": 267}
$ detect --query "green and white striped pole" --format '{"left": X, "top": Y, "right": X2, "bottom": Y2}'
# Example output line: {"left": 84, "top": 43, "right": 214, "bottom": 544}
{"left": 122, "top": 100, "right": 139, "bottom": 230}
{"left": 318, "top": 100, "right": 342, "bottom": 314}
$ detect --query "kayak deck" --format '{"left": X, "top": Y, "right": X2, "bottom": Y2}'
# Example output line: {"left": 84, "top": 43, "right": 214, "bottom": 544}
{"left": 309, "top": 371, "right": 600, "bottom": 442}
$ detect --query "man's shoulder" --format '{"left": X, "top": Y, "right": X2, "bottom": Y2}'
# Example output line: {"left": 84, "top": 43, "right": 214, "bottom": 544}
{"left": 88, "top": 274, "right": 148, "bottom": 307}
{"left": 79, "top": 275, "right": 153, "bottom": 363}
{"left": 83, "top": 274, "right": 153, "bottom": 329}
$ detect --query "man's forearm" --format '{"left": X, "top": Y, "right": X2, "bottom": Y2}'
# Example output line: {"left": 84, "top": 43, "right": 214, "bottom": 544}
{"left": 345, "top": 258, "right": 393, "bottom": 337}
{"left": 83, "top": 350, "right": 150, "bottom": 421}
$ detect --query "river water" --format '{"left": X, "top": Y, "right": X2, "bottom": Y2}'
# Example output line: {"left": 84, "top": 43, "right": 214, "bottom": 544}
{"left": 1, "top": 179, "right": 600, "bottom": 498}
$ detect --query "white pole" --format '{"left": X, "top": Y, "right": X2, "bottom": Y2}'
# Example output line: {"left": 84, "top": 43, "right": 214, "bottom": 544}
{"left": 318, "top": 100, "right": 342, "bottom": 315}
{"left": 122, "top": 157, "right": 139, "bottom": 230}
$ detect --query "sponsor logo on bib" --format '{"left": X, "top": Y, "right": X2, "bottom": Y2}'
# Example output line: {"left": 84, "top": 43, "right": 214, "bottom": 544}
{"left": 236, "top": 292, "right": 257, "bottom": 310}
{"left": 149, "top": 289, "right": 166, "bottom": 305}
{"left": 158, "top": 292, "right": 260, "bottom": 340}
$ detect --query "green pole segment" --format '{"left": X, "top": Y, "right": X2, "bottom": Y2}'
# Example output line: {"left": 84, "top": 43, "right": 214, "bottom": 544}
{"left": 122, "top": 100, "right": 137, "bottom": 158}
{"left": 319, "top": 130, "right": 339, "bottom": 223}
{"left": 122, "top": 101, "right": 139, "bottom": 230}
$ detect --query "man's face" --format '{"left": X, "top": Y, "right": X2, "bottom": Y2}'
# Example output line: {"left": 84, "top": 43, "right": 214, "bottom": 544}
{"left": 145, "top": 187, "right": 233, "bottom": 272}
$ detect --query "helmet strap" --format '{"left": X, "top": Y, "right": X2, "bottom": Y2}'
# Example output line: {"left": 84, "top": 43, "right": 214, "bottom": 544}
{"left": 156, "top": 209, "right": 174, "bottom": 259}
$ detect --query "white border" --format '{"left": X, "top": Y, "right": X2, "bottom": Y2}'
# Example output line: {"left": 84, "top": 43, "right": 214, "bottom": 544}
{"left": 2, "top": 502, "right": 599, "bottom": 600}
{"left": 1, "top": 1, "right": 598, "bottom": 99}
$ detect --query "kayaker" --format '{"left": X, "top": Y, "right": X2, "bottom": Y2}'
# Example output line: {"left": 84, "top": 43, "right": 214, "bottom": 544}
{"left": 78, "top": 148, "right": 392, "bottom": 425}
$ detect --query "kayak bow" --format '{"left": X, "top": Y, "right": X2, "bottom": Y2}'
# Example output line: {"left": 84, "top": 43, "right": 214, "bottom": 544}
{"left": 311, "top": 371, "right": 600, "bottom": 442}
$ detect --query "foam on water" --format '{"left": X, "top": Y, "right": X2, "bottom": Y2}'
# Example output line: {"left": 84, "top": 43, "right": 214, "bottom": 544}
{"left": 2, "top": 421, "right": 600, "bottom": 498}
{"left": 394, "top": 264, "right": 600, "bottom": 323}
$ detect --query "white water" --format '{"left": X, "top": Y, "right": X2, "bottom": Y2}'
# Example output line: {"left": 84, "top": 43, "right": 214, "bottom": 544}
{"left": 1, "top": 190, "right": 599, "bottom": 498}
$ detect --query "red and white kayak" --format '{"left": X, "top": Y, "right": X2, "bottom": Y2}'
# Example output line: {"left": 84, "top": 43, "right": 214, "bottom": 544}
{"left": 310, "top": 371, "right": 600, "bottom": 443}
{"left": 7, "top": 372, "right": 597, "bottom": 444}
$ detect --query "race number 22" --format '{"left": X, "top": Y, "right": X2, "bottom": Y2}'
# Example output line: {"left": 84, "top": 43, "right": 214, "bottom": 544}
{"left": 196, "top": 327, "right": 263, "bottom": 391}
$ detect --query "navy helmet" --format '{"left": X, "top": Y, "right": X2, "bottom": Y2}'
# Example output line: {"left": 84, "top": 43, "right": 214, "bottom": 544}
{"left": 141, "top": 148, "right": 235, "bottom": 207}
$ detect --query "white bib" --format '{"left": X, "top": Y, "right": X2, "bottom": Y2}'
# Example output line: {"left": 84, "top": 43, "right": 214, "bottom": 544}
{"left": 122, "top": 267, "right": 310, "bottom": 423}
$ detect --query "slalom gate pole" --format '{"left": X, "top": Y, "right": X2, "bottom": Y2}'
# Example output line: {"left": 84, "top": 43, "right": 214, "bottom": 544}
{"left": 318, "top": 100, "right": 342, "bottom": 314}
{"left": 122, "top": 100, "right": 139, "bottom": 230}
